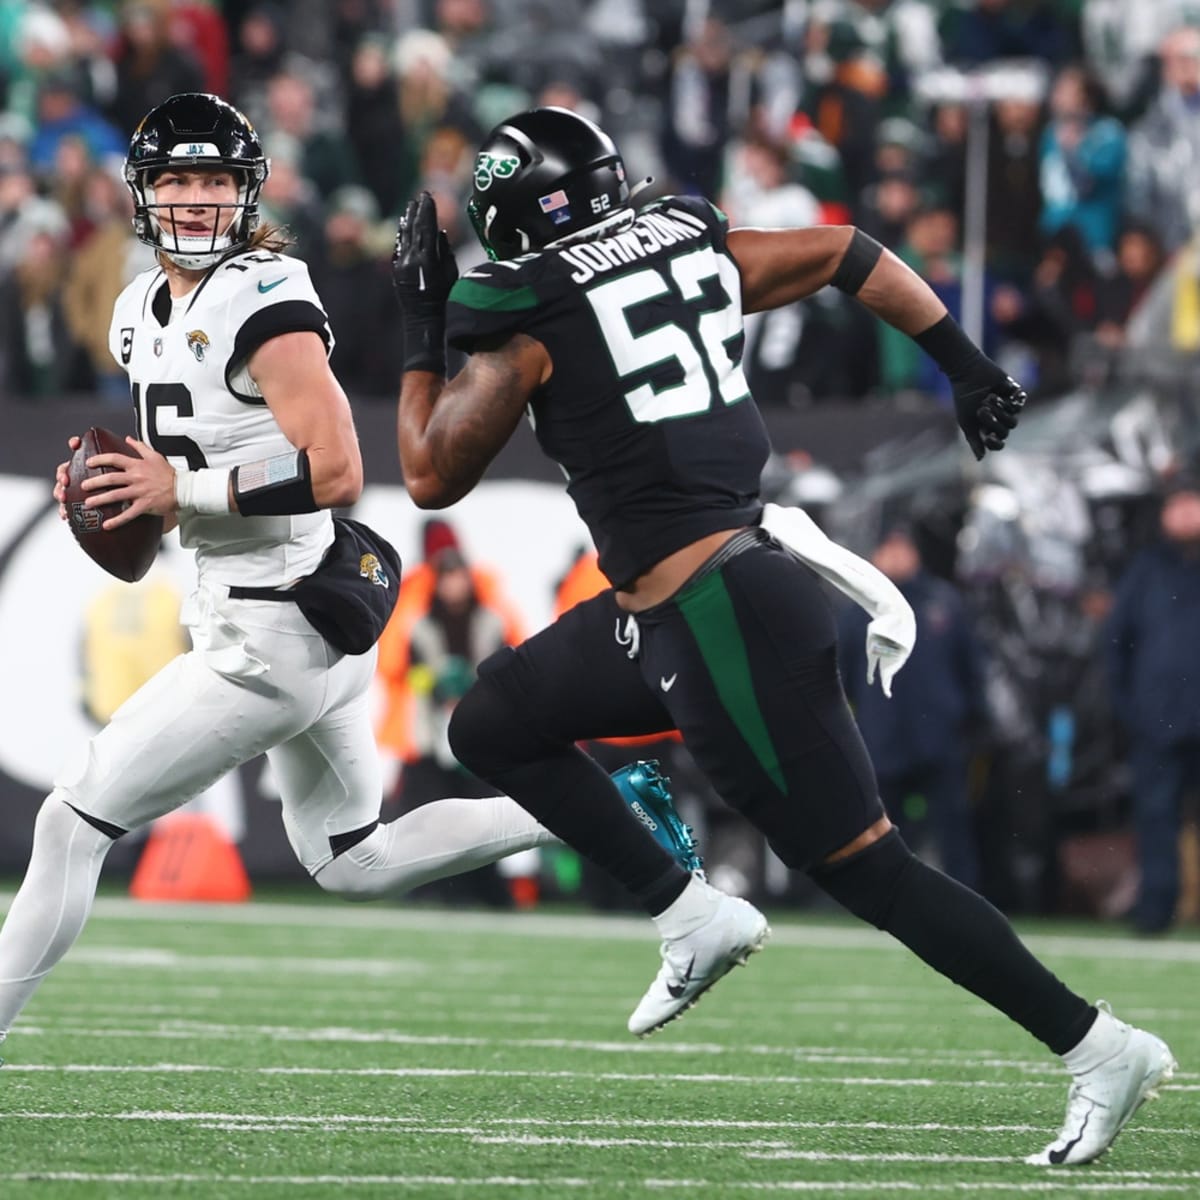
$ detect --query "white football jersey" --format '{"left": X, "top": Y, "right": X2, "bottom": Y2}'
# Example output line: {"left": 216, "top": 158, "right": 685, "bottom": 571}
{"left": 109, "top": 249, "right": 337, "bottom": 587}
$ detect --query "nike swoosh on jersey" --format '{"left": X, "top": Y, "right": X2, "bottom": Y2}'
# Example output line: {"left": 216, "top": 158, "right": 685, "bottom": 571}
{"left": 257, "top": 277, "right": 286, "bottom": 293}
{"left": 660, "top": 674, "right": 677, "bottom": 692}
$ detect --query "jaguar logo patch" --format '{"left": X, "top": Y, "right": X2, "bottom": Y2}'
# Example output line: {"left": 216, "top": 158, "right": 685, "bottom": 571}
{"left": 359, "top": 553, "right": 388, "bottom": 588}
{"left": 474, "top": 151, "right": 520, "bottom": 192}
{"left": 186, "top": 329, "right": 210, "bottom": 362}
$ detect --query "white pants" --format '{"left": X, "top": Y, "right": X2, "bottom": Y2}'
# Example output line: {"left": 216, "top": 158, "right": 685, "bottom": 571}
{"left": 0, "top": 584, "right": 554, "bottom": 1034}
{"left": 54, "top": 584, "right": 384, "bottom": 874}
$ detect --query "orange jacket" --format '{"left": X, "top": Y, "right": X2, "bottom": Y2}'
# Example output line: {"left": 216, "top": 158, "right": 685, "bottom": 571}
{"left": 376, "top": 562, "right": 525, "bottom": 761}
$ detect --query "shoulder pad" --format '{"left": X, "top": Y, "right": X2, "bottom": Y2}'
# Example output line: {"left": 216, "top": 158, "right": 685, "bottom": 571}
{"left": 646, "top": 195, "right": 728, "bottom": 229}
{"left": 447, "top": 253, "right": 567, "bottom": 351}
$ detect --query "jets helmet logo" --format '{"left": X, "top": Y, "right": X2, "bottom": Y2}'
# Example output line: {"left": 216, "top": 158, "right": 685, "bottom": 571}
{"left": 186, "top": 330, "right": 210, "bottom": 362}
{"left": 359, "top": 553, "right": 388, "bottom": 588}
{"left": 474, "top": 151, "right": 520, "bottom": 192}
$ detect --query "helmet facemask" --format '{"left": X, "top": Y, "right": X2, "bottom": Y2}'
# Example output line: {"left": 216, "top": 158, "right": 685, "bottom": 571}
{"left": 129, "top": 160, "right": 266, "bottom": 270}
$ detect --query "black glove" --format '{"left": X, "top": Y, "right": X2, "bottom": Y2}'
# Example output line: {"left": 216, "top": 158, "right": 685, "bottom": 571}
{"left": 914, "top": 314, "right": 1027, "bottom": 460}
{"left": 948, "top": 356, "right": 1026, "bottom": 461}
{"left": 392, "top": 191, "right": 459, "bottom": 373}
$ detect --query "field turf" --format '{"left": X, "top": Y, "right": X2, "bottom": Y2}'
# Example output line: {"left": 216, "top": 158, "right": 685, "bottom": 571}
{"left": 0, "top": 893, "right": 1195, "bottom": 1198}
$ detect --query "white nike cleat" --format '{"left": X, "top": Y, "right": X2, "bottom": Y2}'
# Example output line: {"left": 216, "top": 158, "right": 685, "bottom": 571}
{"left": 1025, "top": 1004, "right": 1177, "bottom": 1166}
{"left": 628, "top": 882, "right": 769, "bottom": 1037}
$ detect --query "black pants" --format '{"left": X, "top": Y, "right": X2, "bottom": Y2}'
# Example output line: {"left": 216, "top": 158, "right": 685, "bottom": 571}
{"left": 471, "top": 535, "right": 882, "bottom": 868}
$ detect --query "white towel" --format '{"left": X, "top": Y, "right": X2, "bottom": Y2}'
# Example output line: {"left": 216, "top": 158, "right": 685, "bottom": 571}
{"left": 760, "top": 503, "right": 916, "bottom": 698}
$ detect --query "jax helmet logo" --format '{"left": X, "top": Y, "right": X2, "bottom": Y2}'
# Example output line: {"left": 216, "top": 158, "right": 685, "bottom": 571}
{"left": 474, "top": 152, "right": 520, "bottom": 192}
{"left": 359, "top": 553, "right": 388, "bottom": 588}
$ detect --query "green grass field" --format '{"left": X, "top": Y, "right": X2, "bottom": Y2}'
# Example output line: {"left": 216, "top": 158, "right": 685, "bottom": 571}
{"left": 0, "top": 893, "right": 1195, "bottom": 1199}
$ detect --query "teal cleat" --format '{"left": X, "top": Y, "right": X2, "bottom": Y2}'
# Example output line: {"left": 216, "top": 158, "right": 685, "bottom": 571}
{"left": 610, "top": 759, "right": 704, "bottom": 876}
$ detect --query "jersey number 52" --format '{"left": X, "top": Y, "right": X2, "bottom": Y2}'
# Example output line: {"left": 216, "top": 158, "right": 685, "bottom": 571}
{"left": 584, "top": 247, "right": 750, "bottom": 424}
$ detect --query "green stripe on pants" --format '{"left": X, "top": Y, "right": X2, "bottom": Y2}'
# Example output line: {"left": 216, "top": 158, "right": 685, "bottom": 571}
{"left": 676, "top": 570, "right": 786, "bottom": 794}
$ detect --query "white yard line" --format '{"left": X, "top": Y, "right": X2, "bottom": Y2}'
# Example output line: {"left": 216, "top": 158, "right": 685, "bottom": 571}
{"left": 0, "top": 1062, "right": 1085, "bottom": 1088}
{"left": 0, "top": 1174, "right": 1192, "bottom": 1193}
{"left": 5, "top": 1111, "right": 1193, "bottom": 1137}
{"left": 12, "top": 1019, "right": 1198, "bottom": 1083}
{"left": 3, "top": 893, "right": 1197, "bottom": 964}
{"left": 7, "top": 1061, "right": 1199, "bottom": 1092}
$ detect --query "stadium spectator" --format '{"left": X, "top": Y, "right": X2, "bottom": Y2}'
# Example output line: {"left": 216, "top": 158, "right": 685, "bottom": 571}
{"left": 263, "top": 69, "right": 360, "bottom": 200}
{"left": 878, "top": 200, "right": 995, "bottom": 398}
{"left": 986, "top": 92, "right": 1044, "bottom": 281}
{"left": 661, "top": 16, "right": 739, "bottom": 197}
{"left": 391, "top": 30, "right": 478, "bottom": 207}
{"left": 1125, "top": 24, "right": 1200, "bottom": 253}
{"left": 26, "top": 70, "right": 123, "bottom": 176}
{"left": 106, "top": 0, "right": 205, "bottom": 135}
{"left": 1081, "top": 0, "right": 1194, "bottom": 119}
{"left": 922, "top": 97, "right": 967, "bottom": 215}
{"left": 61, "top": 165, "right": 155, "bottom": 402}
{"left": 376, "top": 518, "right": 525, "bottom": 785}
{"left": 0, "top": 198, "right": 78, "bottom": 398}
{"left": 1094, "top": 222, "right": 1167, "bottom": 349}
{"left": 857, "top": 167, "right": 922, "bottom": 251}
{"left": 804, "top": 0, "right": 943, "bottom": 103}
{"left": 170, "top": 0, "right": 231, "bottom": 98}
{"left": 345, "top": 34, "right": 406, "bottom": 215}
{"left": 1038, "top": 65, "right": 1126, "bottom": 254}
{"left": 0, "top": 161, "right": 36, "bottom": 277}
{"left": 721, "top": 135, "right": 820, "bottom": 231}
{"left": 838, "top": 524, "right": 988, "bottom": 889}
{"left": 307, "top": 184, "right": 400, "bottom": 398}
{"left": 998, "top": 224, "right": 1099, "bottom": 395}
{"left": 256, "top": 132, "right": 325, "bottom": 263}
{"left": 227, "top": 3, "right": 288, "bottom": 129}
{"left": 942, "top": 0, "right": 1076, "bottom": 67}
{"left": 4, "top": 4, "right": 73, "bottom": 129}
{"left": 388, "top": 528, "right": 528, "bottom": 906}
{"left": 1106, "top": 472, "right": 1200, "bottom": 934}
{"left": 807, "top": 21, "right": 890, "bottom": 206}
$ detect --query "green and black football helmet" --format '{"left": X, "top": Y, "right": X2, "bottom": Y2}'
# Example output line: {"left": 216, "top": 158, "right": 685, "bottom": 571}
{"left": 467, "top": 107, "right": 632, "bottom": 261}
{"left": 124, "top": 92, "right": 268, "bottom": 269}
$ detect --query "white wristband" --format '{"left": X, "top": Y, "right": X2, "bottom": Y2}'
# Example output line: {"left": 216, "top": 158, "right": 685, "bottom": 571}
{"left": 175, "top": 467, "right": 232, "bottom": 515}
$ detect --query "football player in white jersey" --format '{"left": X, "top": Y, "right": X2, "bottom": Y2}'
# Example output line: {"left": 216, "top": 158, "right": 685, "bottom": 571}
{"left": 0, "top": 94, "right": 747, "bottom": 1053}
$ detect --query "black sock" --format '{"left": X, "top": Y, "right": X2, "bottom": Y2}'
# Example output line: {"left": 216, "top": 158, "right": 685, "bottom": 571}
{"left": 813, "top": 832, "right": 1096, "bottom": 1054}
{"left": 487, "top": 747, "right": 689, "bottom": 915}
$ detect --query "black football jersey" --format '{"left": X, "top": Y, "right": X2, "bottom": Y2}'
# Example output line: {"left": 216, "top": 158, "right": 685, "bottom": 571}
{"left": 445, "top": 196, "right": 769, "bottom": 588}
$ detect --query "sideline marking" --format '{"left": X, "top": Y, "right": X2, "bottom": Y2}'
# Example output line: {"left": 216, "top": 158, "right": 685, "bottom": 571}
{"left": 3, "top": 893, "right": 1198, "bottom": 964}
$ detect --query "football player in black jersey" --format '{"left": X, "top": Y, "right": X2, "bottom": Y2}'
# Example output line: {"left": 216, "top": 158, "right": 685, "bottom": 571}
{"left": 392, "top": 108, "right": 1175, "bottom": 1162}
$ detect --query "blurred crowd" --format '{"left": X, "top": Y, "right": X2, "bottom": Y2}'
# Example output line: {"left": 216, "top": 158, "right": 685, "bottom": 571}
{"left": 2, "top": 0, "right": 1200, "bottom": 406}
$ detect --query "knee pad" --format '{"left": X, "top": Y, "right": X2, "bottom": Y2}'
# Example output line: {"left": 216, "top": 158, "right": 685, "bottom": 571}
{"left": 808, "top": 828, "right": 915, "bottom": 928}
{"left": 448, "top": 675, "right": 559, "bottom": 779}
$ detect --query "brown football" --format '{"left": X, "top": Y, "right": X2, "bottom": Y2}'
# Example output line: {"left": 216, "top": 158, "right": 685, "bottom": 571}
{"left": 65, "top": 427, "right": 163, "bottom": 583}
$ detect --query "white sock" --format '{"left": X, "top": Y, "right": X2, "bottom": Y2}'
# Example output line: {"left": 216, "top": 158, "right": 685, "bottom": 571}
{"left": 314, "top": 794, "right": 556, "bottom": 900}
{"left": 652, "top": 875, "right": 719, "bottom": 938}
{"left": 1062, "top": 1005, "right": 1129, "bottom": 1075}
{"left": 0, "top": 794, "right": 114, "bottom": 1035}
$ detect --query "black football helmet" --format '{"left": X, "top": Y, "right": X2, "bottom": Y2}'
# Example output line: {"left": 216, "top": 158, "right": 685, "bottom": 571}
{"left": 467, "top": 107, "right": 631, "bottom": 261}
{"left": 124, "top": 93, "right": 268, "bottom": 269}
